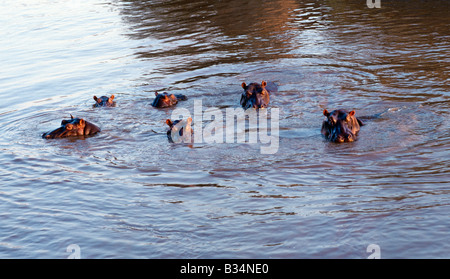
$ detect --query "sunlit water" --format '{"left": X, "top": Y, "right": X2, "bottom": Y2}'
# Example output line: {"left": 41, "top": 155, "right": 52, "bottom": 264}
{"left": 0, "top": 0, "right": 449, "bottom": 258}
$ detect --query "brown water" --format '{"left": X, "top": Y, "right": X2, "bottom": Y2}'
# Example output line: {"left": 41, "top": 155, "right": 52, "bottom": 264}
{"left": 0, "top": 0, "right": 449, "bottom": 258}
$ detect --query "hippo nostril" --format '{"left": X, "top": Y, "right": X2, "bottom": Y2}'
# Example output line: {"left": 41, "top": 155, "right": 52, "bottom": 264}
{"left": 336, "top": 136, "right": 344, "bottom": 143}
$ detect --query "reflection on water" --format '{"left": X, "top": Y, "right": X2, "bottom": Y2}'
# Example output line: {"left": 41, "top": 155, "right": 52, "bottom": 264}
{"left": 0, "top": 0, "right": 449, "bottom": 258}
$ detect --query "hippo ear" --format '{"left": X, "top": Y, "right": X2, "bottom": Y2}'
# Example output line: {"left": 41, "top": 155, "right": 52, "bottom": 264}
{"left": 261, "top": 81, "right": 267, "bottom": 87}
{"left": 110, "top": 95, "right": 115, "bottom": 101}
{"left": 241, "top": 82, "right": 247, "bottom": 90}
{"left": 166, "top": 119, "right": 173, "bottom": 127}
{"left": 93, "top": 96, "right": 98, "bottom": 101}
{"left": 323, "top": 109, "right": 330, "bottom": 117}
{"left": 70, "top": 114, "right": 74, "bottom": 119}
{"left": 79, "top": 119, "right": 85, "bottom": 126}
{"left": 349, "top": 110, "right": 355, "bottom": 116}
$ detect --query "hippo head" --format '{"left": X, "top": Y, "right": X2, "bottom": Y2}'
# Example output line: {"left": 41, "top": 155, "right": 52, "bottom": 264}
{"left": 166, "top": 117, "right": 193, "bottom": 143}
{"left": 42, "top": 115, "right": 100, "bottom": 139}
{"left": 152, "top": 92, "right": 179, "bottom": 108}
{"left": 321, "top": 109, "right": 363, "bottom": 143}
{"left": 240, "top": 81, "right": 270, "bottom": 110}
{"left": 93, "top": 95, "right": 115, "bottom": 107}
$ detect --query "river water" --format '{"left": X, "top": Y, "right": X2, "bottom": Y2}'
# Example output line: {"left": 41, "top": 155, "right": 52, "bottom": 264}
{"left": 0, "top": 0, "right": 448, "bottom": 258}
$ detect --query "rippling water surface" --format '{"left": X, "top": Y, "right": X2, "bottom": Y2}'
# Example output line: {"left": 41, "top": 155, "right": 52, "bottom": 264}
{"left": 0, "top": 0, "right": 449, "bottom": 258}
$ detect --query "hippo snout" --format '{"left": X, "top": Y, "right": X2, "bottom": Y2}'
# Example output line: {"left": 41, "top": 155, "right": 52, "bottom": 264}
{"left": 336, "top": 133, "right": 355, "bottom": 143}
{"left": 42, "top": 126, "right": 65, "bottom": 139}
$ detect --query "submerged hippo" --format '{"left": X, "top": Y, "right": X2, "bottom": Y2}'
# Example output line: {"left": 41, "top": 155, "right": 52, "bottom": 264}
{"left": 152, "top": 92, "right": 187, "bottom": 108}
{"left": 321, "top": 109, "right": 364, "bottom": 143}
{"left": 42, "top": 115, "right": 101, "bottom": 139}
{"left": 93, "top": 95, "right": 116, "bottom": 107}
{"left": 166, "top": 117, "right": 193, "bottom": 143}
{"left": 240, "top": 81, "right": 270, "bottom": 109}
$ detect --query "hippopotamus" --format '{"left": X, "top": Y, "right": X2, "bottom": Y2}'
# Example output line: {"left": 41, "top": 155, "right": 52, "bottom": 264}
{"left": 93, "top": 95, "right": 116, "bottom": 107}
{"left": 321, "top": 109, "right": 364, "bottom": 143}
{"left": 240, "top": 81, "right": 270, "bottom": 109}
{"left": 165, "top": 117, "right": 193, "bottom": 143}
{"left": 152, "top": 92, "right": 187, "bottom": 108}
{"left": 42, "top": 115, "right": 101, "bottom": 139}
